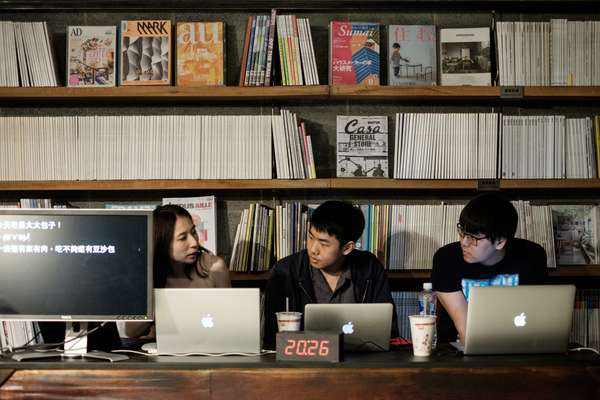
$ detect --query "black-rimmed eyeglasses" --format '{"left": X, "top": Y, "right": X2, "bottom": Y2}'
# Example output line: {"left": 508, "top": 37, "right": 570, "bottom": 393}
{"left": 456, "top": 223, "right": 488, "bottom": 246}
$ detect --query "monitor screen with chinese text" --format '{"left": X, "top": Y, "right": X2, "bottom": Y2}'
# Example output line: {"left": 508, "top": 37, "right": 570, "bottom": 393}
{"left": 0, "top": 208, "right": 153, "bottom": 321}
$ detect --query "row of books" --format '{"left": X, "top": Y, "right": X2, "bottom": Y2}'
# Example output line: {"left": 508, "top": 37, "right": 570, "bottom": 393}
{"left": 353, "top": 201, "right": 555, "bottom": 270}
{"left": 496, "top": 21, "right": 550, "bottom": 87}
{"left": 2, "top": 20, "right": 224, "bottom": 87}
{"left": 230, "top": 202, "right": 319, "bottom": 272}
{"left": 497, "top": 20, "right": 600, "bottom": 86}
{"left": 513, "top": 201, "right": 558, "bottom": 268}
{"left": 273, "top": 109, "right": 317, "bottom": 179}
{"left": 4, "top": 18, "right": 599, "bottom": 88}
{"left": 391, "top": 291, "right": 419, "bottom": 341}
{"left": 0, "top": 21, "right": 58, "bottom": 87}
{"left": 501, "top": 116, "right": 597, "bottom": 179}
{"left": 0, "top": 112, "right": 317, "bottom": 180}
{"left": 1, "top": 112, "right": 597, "bottom": 181}
{"left": 239, "top": 12, "right": 319, "bottom": 86}
{"left": 571, "top": 289, "right": 600, "bottom": 352}
{"left": 388, "top": 113, "right": 598, "bottom": 180}
{"left": 239, "top": 13, "right": 275, "bottom": 86}
{"left": 355, "top": 204, "right": 461, "bottom": 270}
{"left": 392, "top": 113, "right": 498, "bottom": 180}
{"left": 273, "top": 203, "right": 319, "bottom": 262}
{"left": 332, "top": 24, "right": 489, "bottom": 86}
{"left": 224, "top": 199, "right": 600, "bottom": 272}
{"left": 104, "top": 201, "right": 324, "bottom": 265}
{"left": 13, "top": 196, "right": 599, "bottom": 269}
{"left": 230, "top": 203, "right": 274, "bottom": 272}
{"left": 1, "top": 111, "right": 598, "bottom": 181}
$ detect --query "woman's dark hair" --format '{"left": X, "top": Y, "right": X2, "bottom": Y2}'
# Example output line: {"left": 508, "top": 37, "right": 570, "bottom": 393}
{"left": 309, "top": 200, "right": 365, "bottom": 246}
{"left": 153, "top": 204, "right": 207, "bottom": 288}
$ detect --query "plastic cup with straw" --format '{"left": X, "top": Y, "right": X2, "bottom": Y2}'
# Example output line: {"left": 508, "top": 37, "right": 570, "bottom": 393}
{"left": 276, "top": 297, "right": 302, "bottom": 332}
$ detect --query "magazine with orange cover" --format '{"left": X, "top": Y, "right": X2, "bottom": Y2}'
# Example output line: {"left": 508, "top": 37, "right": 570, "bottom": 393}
{"left": 176, "top": 22, "right": 225, "bottom": 86}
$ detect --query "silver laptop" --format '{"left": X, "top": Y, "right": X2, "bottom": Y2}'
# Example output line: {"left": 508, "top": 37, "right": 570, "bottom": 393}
{"left": 154, "top": 288, "right": 261, "bottom": 354}
{"left": 454, "top": 285, "right": 575, "bottom": 355}
{"left": 304, "top": 303, "right": 393, "bottom": 351}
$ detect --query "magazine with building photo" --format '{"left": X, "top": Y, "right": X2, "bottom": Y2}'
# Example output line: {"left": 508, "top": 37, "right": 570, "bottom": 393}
{"left": 67, "top": 26, "right": 116, "bottom": 87}
{"left": 329, "top": 21, "right": 381, "bottom": 85}
{"left": 119, "top": 20, "right": 172, "bottom": 85}
{"left": 336, "top": 116, "right": 388, "bottom": 177}
{"left": 551, "top": 205, "right": 600, "bottom": 265}
{"left": 439, "top": 27, "right": 491, "bottom": 86}
{"left": 388, "top": 25, "right": 436, "bottom": 86}
{"left": 176, "top": 22, "right": 225, "bottom": 86}
{"left": 162, "top": 196, "right": 217, "bottom": 254}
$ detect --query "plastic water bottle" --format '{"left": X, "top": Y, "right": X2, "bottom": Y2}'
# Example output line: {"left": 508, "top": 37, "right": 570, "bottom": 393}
{"left": 418, "top": 282, "right": 437, "bottom": 348}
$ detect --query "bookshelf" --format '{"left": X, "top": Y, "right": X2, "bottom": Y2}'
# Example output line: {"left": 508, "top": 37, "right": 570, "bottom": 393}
{"left": 0, "top": 0, "right": 599, "bottom": 286}
{"left": 1, "top": 86, "right": 600, "bottom": 102}
{"left": 1, "top": 179, "right": 600, "bottom": 192}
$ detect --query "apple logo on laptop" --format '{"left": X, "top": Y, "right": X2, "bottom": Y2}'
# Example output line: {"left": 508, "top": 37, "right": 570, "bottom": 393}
{"left": 201, "top": 314, "right": 214, "bottom": 328}
{"left": 342, "top": 321, "right": 354, "bottom": 335}
{"left": 513, "top": 312, "right": 527, "bottom": 327}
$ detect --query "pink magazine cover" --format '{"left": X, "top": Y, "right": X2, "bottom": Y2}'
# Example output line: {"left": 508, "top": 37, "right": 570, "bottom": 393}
{"left": 330, "top": 21, "right": 380, "bottom": 85}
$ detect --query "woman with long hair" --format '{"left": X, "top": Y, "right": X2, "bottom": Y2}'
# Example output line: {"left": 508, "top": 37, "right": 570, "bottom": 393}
{"left": 125, "top": 204, "right": 230, "bottom": 339}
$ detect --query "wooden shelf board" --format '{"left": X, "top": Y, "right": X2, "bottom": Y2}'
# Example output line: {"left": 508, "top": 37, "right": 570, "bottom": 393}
{"left": 330, "top": 179, "right": 478, "bottom": 189}
{"left": 0, "top": 179, "right": 332, "bottom": 191}
{"left": 548, "top": 265, "right": 600, "bottom": 277}
{"left": 388, "top": 271, "right": 432, "bottom": 279}
{"left": 500, "top": 179, "right": 600, "bottom": 189}
{"left": 230, "top": 271, "right": 272, "bottom": 281}
{"left": 0, "top": 86, "right": 330, "bottom": 101}
{"left": 2, "top": 86, "right": 600, "bottom": 102}
{"left": 3, "top": 179, "right": 600, "bottom": 191}
{"left": 523, "top": 86, "right": 600, "bottom": 99}
{"left": 230, "top": 267, "right": 600, "bottom": 281}
{"left": 330, "top": 85, "right": 500, "bottom": 100}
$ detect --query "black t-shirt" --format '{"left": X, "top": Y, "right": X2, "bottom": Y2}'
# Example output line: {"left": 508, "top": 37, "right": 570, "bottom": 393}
{"left": 431, "top": 238, "right": 548, "bottom": 342}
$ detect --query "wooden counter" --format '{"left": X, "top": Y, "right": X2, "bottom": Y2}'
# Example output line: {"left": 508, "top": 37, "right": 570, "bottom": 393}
{"left": 0, "top": 347, "right": 599, "bottom": 399}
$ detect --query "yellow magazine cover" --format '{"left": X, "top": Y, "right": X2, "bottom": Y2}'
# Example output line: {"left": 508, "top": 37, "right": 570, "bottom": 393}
{"left": 119, "top": 20, "right": 172, "bottom": 85}
{"left": 176, "top": 22, "right": 225, "bottom": 86}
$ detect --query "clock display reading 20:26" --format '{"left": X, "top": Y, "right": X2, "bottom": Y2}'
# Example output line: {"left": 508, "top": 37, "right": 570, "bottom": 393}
{"left": 284, "top": 338, "right": 330, "bottom": 356}
{"left": 276, "top": 331, "right": 342, "bottom": 362}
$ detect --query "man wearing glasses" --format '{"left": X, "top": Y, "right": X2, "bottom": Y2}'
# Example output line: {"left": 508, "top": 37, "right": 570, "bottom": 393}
{"left": 431, "top": 193, "right": 548, "bottom": 344}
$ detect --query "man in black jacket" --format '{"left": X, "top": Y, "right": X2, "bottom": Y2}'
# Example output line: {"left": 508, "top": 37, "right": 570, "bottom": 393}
{"left": 264, "top": 200, "right": 399, "bottom": 350}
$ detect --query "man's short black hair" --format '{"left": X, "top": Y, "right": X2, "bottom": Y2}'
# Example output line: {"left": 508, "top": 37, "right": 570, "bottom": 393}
{"left": 310, "top": 200, "right": 365, "bottom": 246}
{"left": 459, "top": 193, "right": 518, "bottom": 243}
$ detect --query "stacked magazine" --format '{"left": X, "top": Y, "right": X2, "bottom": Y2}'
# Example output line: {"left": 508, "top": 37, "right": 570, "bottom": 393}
{"left": 2, "top": 21, "right": 59, "bottom": 87}
{"left": 239, "top": 11, "right": 318, "bottom": 86}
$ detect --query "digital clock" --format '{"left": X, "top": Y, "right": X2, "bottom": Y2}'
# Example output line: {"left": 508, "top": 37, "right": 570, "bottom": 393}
{"left": 276, "top": 331, "right": 342, "bottom": 362}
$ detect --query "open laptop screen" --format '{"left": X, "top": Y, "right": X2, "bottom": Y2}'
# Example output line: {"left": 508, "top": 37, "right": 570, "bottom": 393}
{"left": 460, "top": 285, "right": 575, "bottom": 355}
{"left": 304, "top": 303, "right": 393, "bottom": 351}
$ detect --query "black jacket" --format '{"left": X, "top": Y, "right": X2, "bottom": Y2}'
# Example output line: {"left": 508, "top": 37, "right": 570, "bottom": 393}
{"left": 263, "top": 249, "right": 399, "bottom": 349}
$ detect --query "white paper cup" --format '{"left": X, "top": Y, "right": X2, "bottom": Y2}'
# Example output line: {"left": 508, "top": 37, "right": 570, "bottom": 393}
{"left": 409, "top": 315, "right": 436, "bottom": 356}
{"left": 276, "top": 311, "right": 302, "bottom": 332}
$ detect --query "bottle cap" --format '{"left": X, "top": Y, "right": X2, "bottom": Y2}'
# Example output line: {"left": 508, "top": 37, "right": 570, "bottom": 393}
{"left": 423, "top": 282, "right": 433, "bottom": 290}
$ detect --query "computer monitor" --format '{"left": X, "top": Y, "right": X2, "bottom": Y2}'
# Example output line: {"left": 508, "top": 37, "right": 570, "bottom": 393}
{"left": 0, "top": 208, "right": 153, "bottom": 361}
